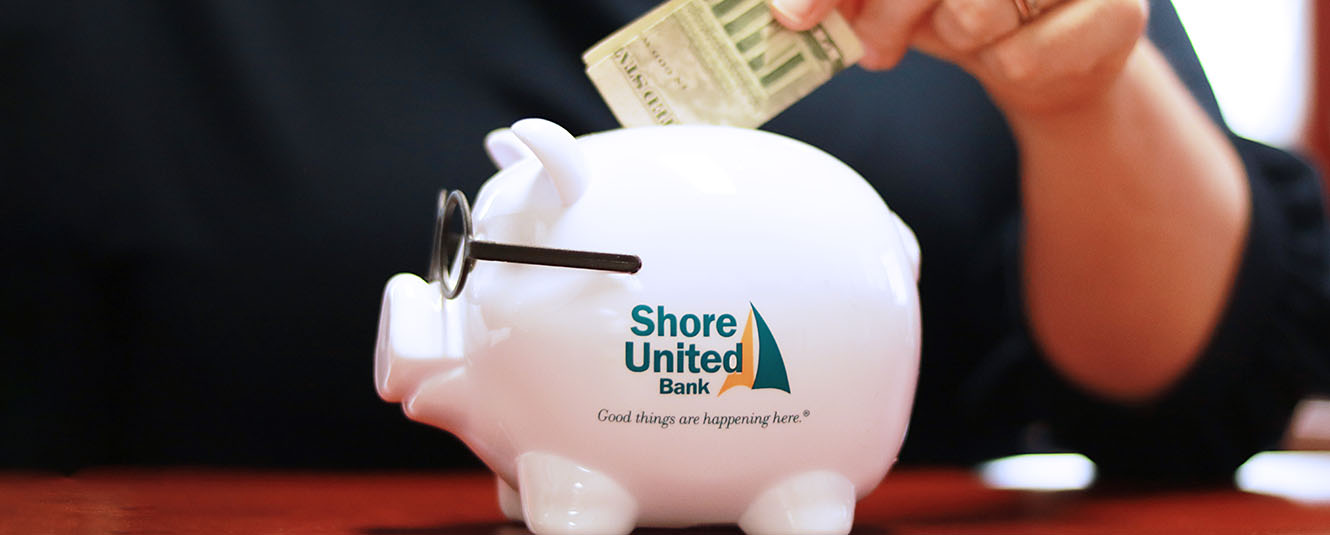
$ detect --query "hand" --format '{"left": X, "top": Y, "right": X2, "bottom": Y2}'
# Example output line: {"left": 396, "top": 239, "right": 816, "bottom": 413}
{"left": 770, "top": 0, "right": 1148, "bottom": 115}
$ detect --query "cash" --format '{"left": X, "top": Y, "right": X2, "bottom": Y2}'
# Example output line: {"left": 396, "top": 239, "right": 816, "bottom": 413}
{"left": 584, "top": 0, "right": 863, "bottom": 129}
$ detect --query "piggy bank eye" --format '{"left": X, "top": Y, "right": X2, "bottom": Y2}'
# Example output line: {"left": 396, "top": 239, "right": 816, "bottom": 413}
{"left": 427, "top": 190, "right": 642, "bottom": 299}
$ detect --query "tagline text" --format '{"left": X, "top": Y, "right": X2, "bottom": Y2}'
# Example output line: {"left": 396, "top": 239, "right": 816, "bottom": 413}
{"left": 595, "top": 408, "right": 810, "bottom": 429}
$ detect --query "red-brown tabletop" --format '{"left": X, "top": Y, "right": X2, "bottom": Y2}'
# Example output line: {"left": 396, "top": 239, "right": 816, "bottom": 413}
{"left": 2, "top": 469, "right": 1328, "bottom": 534}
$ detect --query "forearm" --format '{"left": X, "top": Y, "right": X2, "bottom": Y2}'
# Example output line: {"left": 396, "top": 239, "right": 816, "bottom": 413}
{"left": 1008, "top": 41, "right": 1250, "bottom": 402}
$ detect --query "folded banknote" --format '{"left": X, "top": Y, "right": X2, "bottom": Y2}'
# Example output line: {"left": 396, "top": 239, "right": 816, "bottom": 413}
{"left": 584, "top": 0, "right": 863, "bottom": 128}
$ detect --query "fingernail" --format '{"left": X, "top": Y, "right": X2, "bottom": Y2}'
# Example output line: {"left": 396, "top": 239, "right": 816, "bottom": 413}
{"left": 771, "top": 0, "right": 810, "bottom": 26}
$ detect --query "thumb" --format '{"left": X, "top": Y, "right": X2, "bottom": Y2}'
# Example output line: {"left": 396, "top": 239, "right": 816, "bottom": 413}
{"left": 909, "top": 23, "right": 971, "bottom": 65}
{"left": 770, "top": 0, "right": 841, "bottom": 31}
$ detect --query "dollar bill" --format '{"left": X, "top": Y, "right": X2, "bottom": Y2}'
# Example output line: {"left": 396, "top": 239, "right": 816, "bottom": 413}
{"left": 584, "top": 0, "right": 863, "bottom": 129}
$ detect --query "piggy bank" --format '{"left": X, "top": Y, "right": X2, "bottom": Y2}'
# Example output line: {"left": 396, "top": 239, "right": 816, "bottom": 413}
{"left": 375, "top": 118, "right": 921, "bottom": 535}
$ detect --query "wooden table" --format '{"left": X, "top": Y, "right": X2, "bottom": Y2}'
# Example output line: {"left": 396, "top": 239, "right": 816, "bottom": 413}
{"left": 2, "top": 469, "right": 1328, "bottom": 534}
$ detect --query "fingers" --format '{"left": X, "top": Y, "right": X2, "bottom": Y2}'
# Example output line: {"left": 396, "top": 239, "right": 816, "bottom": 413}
{"left": 770, "top": 0, "right": 842, "bottom": 30}
{"left": 852, "top": 0, "right": 938, "bottom": 70}
{"left": 980, "top": 0, "right": 1145, "bottom": 87}
{"left": 930, "top": 0, "right": 1070, "bottom": 54}
{"left": 768, "top": 0, "right": 930, "bottom": 70}
{"left": 976, "top": 0, "right": 1147, "bottom": 112}
{"left": 769, "top": 0, "right": 1147, "bottom": 94}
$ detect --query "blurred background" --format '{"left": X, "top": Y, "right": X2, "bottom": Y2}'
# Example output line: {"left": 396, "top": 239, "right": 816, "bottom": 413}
{"left": 1173, "top": 0, "right": 1311, "bottom": 152}
{"left": 1, "top": 0, "right": 1326, "bottom": 499}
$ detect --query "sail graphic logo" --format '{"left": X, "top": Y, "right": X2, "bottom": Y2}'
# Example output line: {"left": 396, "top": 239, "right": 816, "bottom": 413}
{"left": 624, "top": 304, "right": 790, "bottom": 396}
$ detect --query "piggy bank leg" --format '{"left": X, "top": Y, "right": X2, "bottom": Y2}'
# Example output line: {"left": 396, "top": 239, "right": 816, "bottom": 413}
{"left": 497, "top": 475, "right": 524, "bottom": 522}
{"left": 516, "top": 452, "right": 637, "bottom": 535}
{"left": 737, "top": 471, "right": 855, "bottom": 535}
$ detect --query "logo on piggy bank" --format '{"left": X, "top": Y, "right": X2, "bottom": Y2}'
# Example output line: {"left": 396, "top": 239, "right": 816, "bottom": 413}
{"left": 624, "top": 304, "right": 789, "bottom": 396}
{"left": 375, "top": 118, "right": 921, "bottom": 535}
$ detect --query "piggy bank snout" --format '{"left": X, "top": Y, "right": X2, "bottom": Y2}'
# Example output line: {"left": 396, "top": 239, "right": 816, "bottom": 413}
{"left": 375, "top": 273, "right": 457, "bottom": 402}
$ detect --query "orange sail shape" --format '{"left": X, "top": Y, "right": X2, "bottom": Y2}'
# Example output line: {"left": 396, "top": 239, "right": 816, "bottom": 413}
{"left": 718, "top": 310, "right": 756, "bottom": 395}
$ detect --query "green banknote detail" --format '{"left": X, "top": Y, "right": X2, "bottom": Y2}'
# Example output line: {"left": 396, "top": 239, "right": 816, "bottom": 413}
{"left": 584, "top": 0, "right": 863, "bottom": 128}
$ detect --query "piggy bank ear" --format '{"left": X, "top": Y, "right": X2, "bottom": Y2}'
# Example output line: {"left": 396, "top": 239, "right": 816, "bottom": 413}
{"left": 510, "top": 118, "right": 588, "bottom": 206}
{"left": 892, "top": 213, "right": 921, "bottom": 282}
{"left": 484, "top": 128, "right": 534, "bottom": 170}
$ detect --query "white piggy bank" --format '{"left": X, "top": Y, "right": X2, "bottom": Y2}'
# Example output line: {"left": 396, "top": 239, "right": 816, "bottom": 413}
{"left": 375, "top": 118, "right": 921, "bottom": 535}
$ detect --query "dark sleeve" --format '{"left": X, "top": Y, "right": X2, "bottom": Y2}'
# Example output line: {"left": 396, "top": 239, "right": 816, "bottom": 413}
{"left": 1020, "top": 1, "right": 1330, "bottom": 479}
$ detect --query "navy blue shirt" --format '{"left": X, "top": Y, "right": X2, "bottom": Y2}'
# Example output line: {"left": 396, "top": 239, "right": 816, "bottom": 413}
{"left": 3, "top": 1, "right": 1328, "bottom": 477}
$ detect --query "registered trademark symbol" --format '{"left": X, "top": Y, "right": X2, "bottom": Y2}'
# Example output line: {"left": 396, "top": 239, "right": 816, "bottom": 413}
{"left": 803, "top": 410, "right": 810, "bottom": 417}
